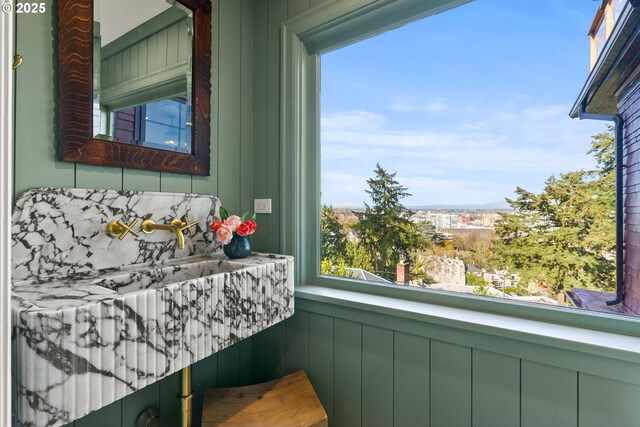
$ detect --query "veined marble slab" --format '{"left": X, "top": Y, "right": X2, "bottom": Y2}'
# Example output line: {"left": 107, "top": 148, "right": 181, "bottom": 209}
{"left": 11, "top": 187, "right": 222, "bottom": 281}
{"left": 11, "top": 188, "right": 294, "bottom": 427}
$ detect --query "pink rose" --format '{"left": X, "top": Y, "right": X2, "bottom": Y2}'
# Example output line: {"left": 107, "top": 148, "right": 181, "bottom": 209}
{"left": 224, "top": 215, "right": 242, "bottom": 231}
{"left": 236, "top": 223, "right": 250, "bottom": 237}
{"left": 216, "top": 225, "right": 233, "bottom": 245}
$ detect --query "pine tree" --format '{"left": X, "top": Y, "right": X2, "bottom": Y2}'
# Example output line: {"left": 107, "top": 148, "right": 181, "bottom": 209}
{"left": 354, "top": 164, "right": 421, "bottom": 278}
{"left": 493, "top": 128, "right": 616, "bottom": 293}
{"left": 321, "top": 205, "right": 348, "bottom": 263}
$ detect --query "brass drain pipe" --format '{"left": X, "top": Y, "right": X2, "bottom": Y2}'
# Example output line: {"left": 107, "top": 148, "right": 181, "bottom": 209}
{"left": 136, "top": 366, "right": 193, "bottom": 427}
{"left": 180, "top": 365, "right": 193, "bottom": 427}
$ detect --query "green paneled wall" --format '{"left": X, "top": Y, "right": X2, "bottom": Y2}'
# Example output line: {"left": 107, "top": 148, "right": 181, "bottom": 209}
{"left": 270, "top": 300, "right": 640, "bottom": 427}
{"left": 100, "top": 16, "right": 191, "bottom": 109}
{"left": 13, "top": 0, "right": 255, "bottom": 213}
{"left": 13, "top": 1, "right": 257, "bottom": 426}
{"left": 101, "top": 18, "right": 190, "bottom": 90}
{"left": 250, "top": 1, "right": 640, "bottom": 427}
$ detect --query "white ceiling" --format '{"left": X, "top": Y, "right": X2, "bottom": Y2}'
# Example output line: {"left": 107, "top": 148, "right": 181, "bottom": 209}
{"left": 95, "top": 0, "right": 173, "bottom": 46}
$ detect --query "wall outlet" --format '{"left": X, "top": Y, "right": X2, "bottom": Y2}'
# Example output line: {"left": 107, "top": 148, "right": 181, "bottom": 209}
{"left": 254, "top": 198, "right": 272, "bottom": 214}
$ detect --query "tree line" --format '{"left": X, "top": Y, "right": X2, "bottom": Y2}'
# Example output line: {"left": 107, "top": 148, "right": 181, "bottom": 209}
{"left": 322, "top": 128, "right": 616, "bottom": 293}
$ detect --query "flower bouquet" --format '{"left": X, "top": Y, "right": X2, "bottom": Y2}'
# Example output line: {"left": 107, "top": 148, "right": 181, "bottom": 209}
{"left": 210, "top": 206, "right": 256, "bottom": 259}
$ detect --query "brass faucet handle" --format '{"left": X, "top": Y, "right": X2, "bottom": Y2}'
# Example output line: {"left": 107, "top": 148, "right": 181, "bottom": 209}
{"left": 179, "top": 214, "right": 199, "bottom": 237}
{"left": 107, "top": 219, "right": 140, "bottom": 240}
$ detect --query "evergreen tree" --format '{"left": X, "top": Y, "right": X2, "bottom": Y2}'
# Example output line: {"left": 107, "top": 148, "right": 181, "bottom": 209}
{"left": 493, "top": 128, "right": 616, "bottom": 293}
{"left": 346, "top": 239, "right": 374, "bottom": 272}
{"left": 321, "top": 205, "right": 348, "bottom": 262}
{"left": 355, "top": 164, "right": 421, "bottom": 278}
{"left": 417, "top": 221, "right": 439, "bottom": 246}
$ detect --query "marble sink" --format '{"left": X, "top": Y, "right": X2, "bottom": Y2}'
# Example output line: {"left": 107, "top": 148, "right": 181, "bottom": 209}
{"left": 10, "top": 188, "right": 294, "bottom": 427}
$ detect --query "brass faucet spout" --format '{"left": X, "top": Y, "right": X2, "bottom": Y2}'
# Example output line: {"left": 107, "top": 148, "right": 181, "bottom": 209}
{"left": 141, "top": 219, "right": 185, "bottom": 249}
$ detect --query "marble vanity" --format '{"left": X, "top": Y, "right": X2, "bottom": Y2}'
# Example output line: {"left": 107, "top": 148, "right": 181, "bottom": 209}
{"left": 11, "top": 188, "right": 294, "bottom": 427}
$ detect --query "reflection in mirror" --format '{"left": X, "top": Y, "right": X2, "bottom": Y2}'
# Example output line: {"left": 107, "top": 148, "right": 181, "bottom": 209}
{"left": 93, "top": 0, "right": 193, "bottom": 153}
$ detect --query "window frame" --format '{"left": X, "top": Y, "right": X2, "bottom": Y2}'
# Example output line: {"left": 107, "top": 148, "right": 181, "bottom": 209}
{"left": 280, "top": 0, "right": 640, "bottom": 337}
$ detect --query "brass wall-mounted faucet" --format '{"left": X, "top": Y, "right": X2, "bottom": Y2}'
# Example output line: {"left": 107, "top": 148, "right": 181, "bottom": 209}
{"left": 140, "top": 216, "right": 198, "bottom": 249}
{"left": 141, "top": 219, "right": 185, "bottom": 248}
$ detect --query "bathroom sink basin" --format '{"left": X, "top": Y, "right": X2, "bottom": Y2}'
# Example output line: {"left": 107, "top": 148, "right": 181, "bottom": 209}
{"left": 11, "top": 188, "right": 295, "bottom": 427}
{"left": 92, "top": 255, "right": 253, "bottom": 293}
{"left": 12, "top": 251, "right": 294, "bottom": 427}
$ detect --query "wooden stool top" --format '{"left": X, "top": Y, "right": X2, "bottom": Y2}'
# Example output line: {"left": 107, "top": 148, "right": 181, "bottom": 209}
{"left": 201, "top": 370, "right": 328, "bottom": 427}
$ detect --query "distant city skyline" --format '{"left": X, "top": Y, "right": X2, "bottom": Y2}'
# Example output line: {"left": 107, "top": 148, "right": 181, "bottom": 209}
{"left": 321, "top": 0, "right": 607, "bottom": 208}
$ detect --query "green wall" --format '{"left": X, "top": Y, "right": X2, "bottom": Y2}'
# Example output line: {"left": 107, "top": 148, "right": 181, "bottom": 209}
{"left": 13, "top": 0, "right": 254, "bottom": 213}
{"left": 14, "top": 0, "right": 640, "bottom": 426}
{"left": 250, "top": 1, "right": 640, "bottom": 427}
{"left": 14, "top": 0, "right": 259, "bottom": 426}
{"left": 272, "top": 299, "right": 640, "bottom": 427}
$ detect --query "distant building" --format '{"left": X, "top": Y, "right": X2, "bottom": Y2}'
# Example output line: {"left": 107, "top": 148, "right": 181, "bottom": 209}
{"left": 418, "top": 211, "right": 459, "bottom": 229}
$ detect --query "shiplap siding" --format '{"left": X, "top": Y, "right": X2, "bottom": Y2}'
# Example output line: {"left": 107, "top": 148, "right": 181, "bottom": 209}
{"left": 268, "top": 303, "right": 640, "bottom": 427}
{"left": 101, "top": 19, "right": 190, "bottom": 89}
{"left": 100, "top": 17, "right": 191, "bottom": 108}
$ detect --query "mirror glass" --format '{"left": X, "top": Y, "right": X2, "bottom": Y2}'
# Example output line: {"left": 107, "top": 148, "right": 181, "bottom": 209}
{"left": 93, "top": 0, "right": 193, "bottom": 153}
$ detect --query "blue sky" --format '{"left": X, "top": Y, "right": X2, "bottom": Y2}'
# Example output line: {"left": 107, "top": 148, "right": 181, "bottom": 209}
{"left": 320, "top": 0, "right": 607, "bottom": 208}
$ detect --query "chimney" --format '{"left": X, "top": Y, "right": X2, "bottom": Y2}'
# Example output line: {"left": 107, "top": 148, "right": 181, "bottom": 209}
{"left": 396, "top": 262, "right": 410, "bottom": 285}
{"left": 557, "top": 290, "right": 566, "bottom": 305}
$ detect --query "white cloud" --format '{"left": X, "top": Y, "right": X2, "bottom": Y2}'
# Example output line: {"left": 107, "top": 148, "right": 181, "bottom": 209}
{"left": 389, "top": 99, "right": 449, "bottom": 113}
{"left": 321, "top": 111, "right": 385, "bottom": 130}
{"left": 320, "top": 107, "right": 606, "bottom": 205}
{"left": 398, "top": 175, "right": 517, "bottom": 205}
{"left": 462, "top": 121, "right": 492, "bottom": 131}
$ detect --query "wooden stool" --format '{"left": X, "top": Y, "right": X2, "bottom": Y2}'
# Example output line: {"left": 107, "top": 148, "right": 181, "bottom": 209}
{"left": 201, "top": 370, "right": 328, "bottom": 427}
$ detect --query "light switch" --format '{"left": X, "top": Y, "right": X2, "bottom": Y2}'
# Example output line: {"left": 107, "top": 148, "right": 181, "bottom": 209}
{"left": 254, "top": 199, "right": 272, "bottom": 214}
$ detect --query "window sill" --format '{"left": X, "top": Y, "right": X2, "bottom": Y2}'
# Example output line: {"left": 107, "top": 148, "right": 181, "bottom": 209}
{"left": 295, "top": 285, "right": 640, "bottom": 366}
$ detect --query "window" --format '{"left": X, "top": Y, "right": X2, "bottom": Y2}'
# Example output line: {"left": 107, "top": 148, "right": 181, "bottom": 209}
{"left": 281, "top": 0, "right": 640, "bottom": 332}
{"left": 111, "top": 98, "right": 192, "bottom": 153}
{"left": 318, "top": 0, "right": 630, "bottom": 316}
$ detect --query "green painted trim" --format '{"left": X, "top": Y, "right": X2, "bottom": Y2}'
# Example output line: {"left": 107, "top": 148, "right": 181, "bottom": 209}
{"left": 101, "top": 62, "right": 187, "bottom": 110}
{"left": 315, "top": 273, "right": 640, "bottom": 337}
{"left": 294, "top": 292, "right": 640, "bottom": 386}
{"left": 101, "top": 9, "right": 188, "bottom": 59}
{"left": 284, "top": 0, "right": 471, "bottom": 55}
{"left": 280, "top": 0, "right": 640, "bottom": 341}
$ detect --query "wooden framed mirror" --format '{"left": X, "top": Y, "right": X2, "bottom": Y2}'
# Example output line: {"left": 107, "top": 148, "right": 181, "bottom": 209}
{"left": 57, "top": 0, "right": 211, "bottom": 175}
